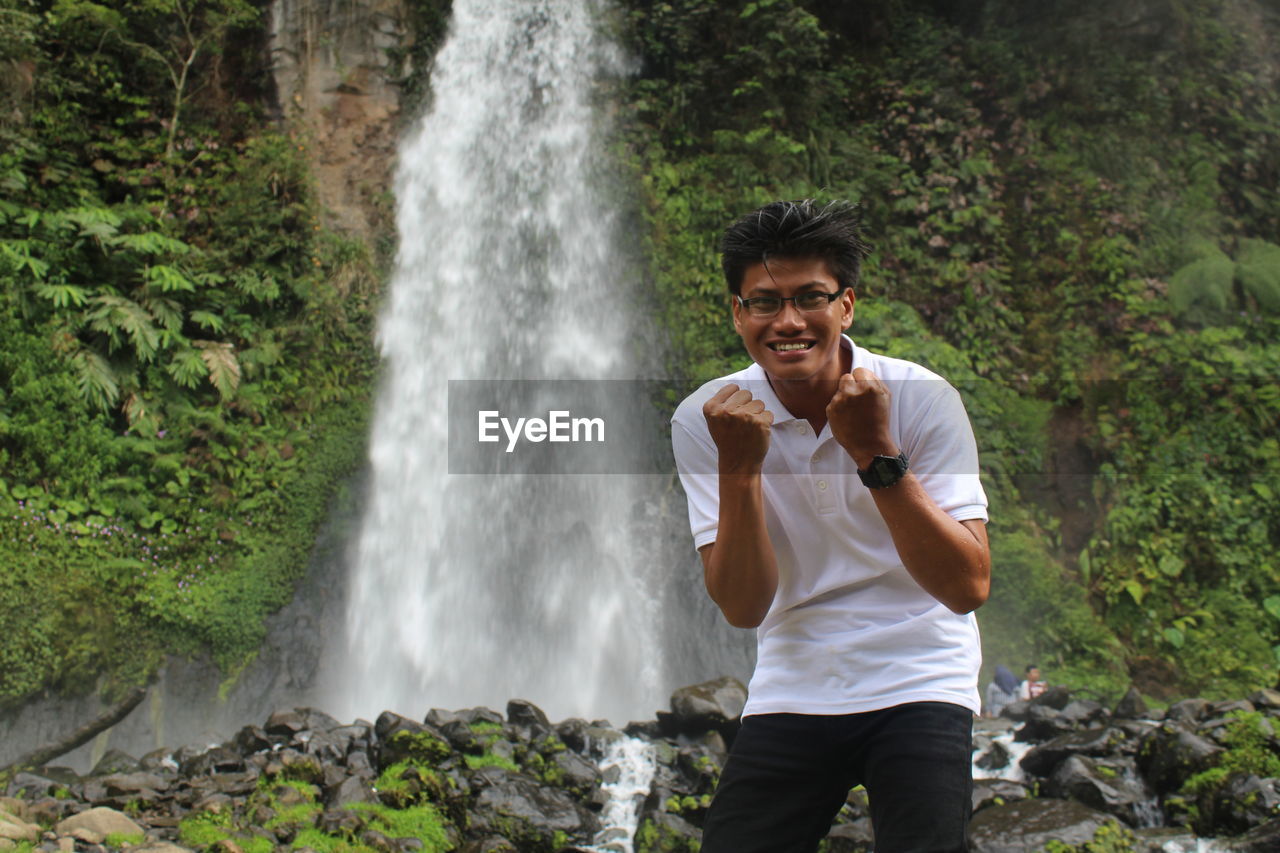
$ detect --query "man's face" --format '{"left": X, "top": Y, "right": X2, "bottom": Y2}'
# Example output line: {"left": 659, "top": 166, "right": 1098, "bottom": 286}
{"left": 732, "top": 257, "right": 855, "bottom": 384}
{"left": 1028, "top": 668, "right": 1041, "bottom": 682}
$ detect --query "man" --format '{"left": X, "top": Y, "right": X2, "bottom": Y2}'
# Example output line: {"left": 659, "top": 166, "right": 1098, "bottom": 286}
{"left": 671, "top": 199, "right": 991, "bottom": 852}
{"left": 1019, "top": 665, "right": 1048, "bottom": 701}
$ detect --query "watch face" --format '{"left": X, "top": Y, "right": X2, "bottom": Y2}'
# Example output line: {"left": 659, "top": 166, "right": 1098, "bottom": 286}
{"left": 862, "top": 453, "right": 908, "bottom": 488}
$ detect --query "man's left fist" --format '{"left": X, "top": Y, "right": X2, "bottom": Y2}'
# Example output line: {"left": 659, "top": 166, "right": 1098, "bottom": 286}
{"left": 826, "top": 367, "right": 898, "bottom": 468}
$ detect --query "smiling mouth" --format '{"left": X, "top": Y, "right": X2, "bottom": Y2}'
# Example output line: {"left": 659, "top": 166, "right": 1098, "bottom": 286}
{"left": 769, "top": 342, "right": 814, "bottom": 352}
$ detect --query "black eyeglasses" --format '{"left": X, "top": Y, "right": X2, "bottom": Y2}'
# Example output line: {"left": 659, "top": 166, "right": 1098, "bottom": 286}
{"left": 736, "top": 287, "right": 847, "bottom": 318}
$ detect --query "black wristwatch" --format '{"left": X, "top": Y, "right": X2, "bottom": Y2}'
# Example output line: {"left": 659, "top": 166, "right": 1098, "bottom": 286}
{"left": 858, "top": 452, "right": 909, "bottom": 489}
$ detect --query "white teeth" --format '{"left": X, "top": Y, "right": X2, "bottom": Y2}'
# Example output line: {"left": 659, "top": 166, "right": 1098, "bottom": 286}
{"left": 774, "top": 342, "right": 811, "bottom": 351}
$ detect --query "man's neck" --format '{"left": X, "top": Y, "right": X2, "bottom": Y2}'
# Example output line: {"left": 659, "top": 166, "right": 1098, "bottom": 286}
{"left": 765, "top": 342, "right": 853, "bottom": 434}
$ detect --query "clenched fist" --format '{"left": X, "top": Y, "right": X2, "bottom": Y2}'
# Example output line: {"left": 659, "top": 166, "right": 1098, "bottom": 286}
{"left": 703, "top": 384, "right": 774, "bottom": 474}
{"left": 826, "top": 367, "right": 898, "bottom": 468}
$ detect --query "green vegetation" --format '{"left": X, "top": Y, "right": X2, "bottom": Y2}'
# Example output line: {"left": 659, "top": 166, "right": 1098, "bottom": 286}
{"left": 1179, "top": 710, "right": 1280, "bottom": 814}
{"left": 2, "top": 0, "right": 1278, "bottom": 713}
{"left": 0, "top": 0, "right": 378, "bottom": 706}
{"left": 618, "top": 0, "right": 1280, "bottom": 698}
{"left": 1043, "top": 820, "right": 1139, "bottom": 852}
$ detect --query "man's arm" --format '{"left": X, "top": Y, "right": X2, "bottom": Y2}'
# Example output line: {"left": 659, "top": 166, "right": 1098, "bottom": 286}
{"left": 827, "top": 368, "right": 991, "bottom": 614}
{"left": 698, "top": 384, "right": 778, "bottom": 628}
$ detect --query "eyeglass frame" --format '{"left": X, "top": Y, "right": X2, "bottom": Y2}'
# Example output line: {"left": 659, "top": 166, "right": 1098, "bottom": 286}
{"left": 735, "top": 285, "right": 850, "bottom": 318}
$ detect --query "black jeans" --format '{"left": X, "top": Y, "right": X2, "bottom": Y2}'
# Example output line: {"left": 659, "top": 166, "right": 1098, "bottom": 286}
{"left": 700, "top": 702, "right": 973, "bottom": 853}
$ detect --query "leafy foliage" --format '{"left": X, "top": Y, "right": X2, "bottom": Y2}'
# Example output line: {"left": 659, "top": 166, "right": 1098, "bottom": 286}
{"left": 0, "top": 0, "right": 377, "bottom": 704}
{"left": 619, "top": 0, "right": 1280, "bottom": 698}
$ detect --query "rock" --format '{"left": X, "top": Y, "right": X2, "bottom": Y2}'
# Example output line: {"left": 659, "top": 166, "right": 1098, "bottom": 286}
{"left": 1132, "top": 827, "right": 1200, "bottom": 852}
{"left": 1202, "top": 773, "right": 1280, "bottom": 835}
{"left": 458, "top": 839, "right": 516, "bottom": 853}
{"left": 180, "top": 747, "right": 244, "bottom": 778}
{"left": 974, "top": 738, "right": 1011, "bottom": 773}
{"left": 68, "top": 827, "right": 105, "bottom": 844}
{"left": 374, "top": 712, "right": 426, "bottom": 743}
{"left": 0, "top": 800, "right": 30, "bottom": 823}
{"left": 1059, "top": 700, "right": 1108, "bottom": 728}
{"left": 0, "top": 812, "right": 39, "bottom": 844}
{"left": 89, "top": 750, "right": 141, "bottom": 777}
{"left": 1000, "top": 699, "right": 1031, "bottom": 722}
{"left": 1248, "top": 689, "right": 1280, "bottom": 712}
{"left": 971, "top": 779, "right": 1029, "bottom": 814}
{"left": 1042, "top": 755, "right": 1156, "bottom": 826}
{"left": 1033, "top": 685, "right": 1073, "bottom": 711}
{"left": 439, "top": 719, "right": 482, "bottom": 755}
{"left": 634, "top": 811, "right": 700, "bottom": 853}
{"left": 1165, "top": 698, "right": 1209, "bottom": 724}
{"left": 55, "top": 806, "right": 145, "bottom": 839}
{"left": 1135, "top": 721, "right": 1222, "bottom": 795}
{"left": 470, "top": 770, "right": 598, "bottom": 847}
{"left": 968, "top": 798, "right": 1116, "bottom": 852}
{"left": 506, "top": 699, "right": 551, "bottom": 733}
{"left": 191, "top": 792, "right": 234, "bottom": 814}
{"left": 668, "top": 677, "right": 748, "bottom": 736}
{"left": 1229, "top": 816, "right": 1280, "bottom": 852}
{"left": 129, "top": 844, "right": 194, "bottom": 853}
{"left": 101, "top": 772, "right": 169, "bottom": 796}
{"left": 264, "top": 710, "right": 308, "bottom": 738}
{"left": 459, "top": 708, "right": 505, "bottom": 728}
{"left": 822, "top": 818, "right": 874, "bottom": 852}
{"left": 318, "top": 807, "right": 367, "bottom": 836}
{"left": 1114, "top": 687, "right": 1149, "bottom": 719}
{"left": 326, "top": 776, "right": 377, "bottom": 808}
{"left": 231, "top": 725, "right": 275, "bottom": 756}
{"left": 140, "top": 749, "right": 177, "bottom": 773}
{"left": 1020, "top": 727, "right": 1130, "bottom": 777}
{"left": 1016, "top": 704, "right": 1073, "bottom": 741}
{"left": 550, "top": 751, "right": 601, "bottom": 795}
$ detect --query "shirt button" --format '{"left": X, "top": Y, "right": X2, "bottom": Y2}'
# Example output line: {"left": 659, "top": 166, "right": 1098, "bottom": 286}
{"left": 817, "top": 480, "right": 828, "bottom": 491}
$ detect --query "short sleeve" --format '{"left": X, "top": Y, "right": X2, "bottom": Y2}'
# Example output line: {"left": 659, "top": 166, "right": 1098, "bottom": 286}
{"left": 671, "top": 418, "right": 720, "bottom": 550}
{"left": 902, "top": 382, "right": 988, "bottom": 523}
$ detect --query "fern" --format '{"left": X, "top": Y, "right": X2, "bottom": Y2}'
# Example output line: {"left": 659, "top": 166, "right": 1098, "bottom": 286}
{"left": 115, "top": 232, "right": 192, "bottom": 256}
{"left": 166, "top": 347, "right": 208, "bottom": 389}
{"left": 1168, "top": 253, "right": 1235, "bottom": 316}
{"left": 34, "top": 283, "right": 89, "bottom": 308}
{"left": 1235, "top": 239, "right": 1280, "bottom": 313}
{"left": 195, "top": 340, "right": 240, "bottom": 399}
{"left": 144, "top": 264, "right": 196, "bottom": 293}
{"left": 87, "top": 294, "right": 161, "bottom": 361}
{"left": 73, "top": 349, "right": 121, "bottom": 410}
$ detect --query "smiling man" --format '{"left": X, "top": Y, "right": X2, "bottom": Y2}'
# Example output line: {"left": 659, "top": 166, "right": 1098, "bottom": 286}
{"left": 671, "top": 199, "right": 991, "bottom": 852}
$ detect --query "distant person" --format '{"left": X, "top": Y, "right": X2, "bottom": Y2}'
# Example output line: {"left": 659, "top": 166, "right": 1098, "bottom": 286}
{"left": 1019, "top": 664, "right": 1047, "bottom": 701}
{"left": 985, "top": 665, "right": 1019, "bottom": 717}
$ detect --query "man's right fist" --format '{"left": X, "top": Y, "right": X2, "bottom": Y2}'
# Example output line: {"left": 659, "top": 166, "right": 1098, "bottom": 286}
{"left": 703, "top": 384, "right": 774, "bottom": 473}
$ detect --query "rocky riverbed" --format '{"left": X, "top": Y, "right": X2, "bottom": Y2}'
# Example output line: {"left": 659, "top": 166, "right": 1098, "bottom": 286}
{"left": 3, "top": 678, "right": 1280, "bottom": 852}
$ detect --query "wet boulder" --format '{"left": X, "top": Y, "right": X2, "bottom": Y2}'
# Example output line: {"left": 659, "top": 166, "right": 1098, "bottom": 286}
{"left": 1135, "top": 721, "right": 1222, "bottom": 795}
{"left": 469, "top": 768, "right": 599, "bottom": 849}
{"left": 1199, "top": 773, "right": 1280, "bottom": 836}
{"left": 1042, "top": 755, "right": 1157, "bottom": 827}
{"left": 666, "top": 677, "right": 748, "bottom": 738}
{"left": 1020, "top": 727, "right": 1129, "bottom": 778}
{"left": 968, "top": 798, "right": 1116, "bottom": 852}
{"left": 1113, "top": 687, "right": 1150, "bottom": 720}
{"left": 971, "top": 779, "right": 1030, "bottom": 815}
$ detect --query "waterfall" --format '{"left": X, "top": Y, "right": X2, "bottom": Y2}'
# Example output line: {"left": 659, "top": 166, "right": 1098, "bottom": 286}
{"left": 326, "top": 0, "right": 665, "bottom": 726}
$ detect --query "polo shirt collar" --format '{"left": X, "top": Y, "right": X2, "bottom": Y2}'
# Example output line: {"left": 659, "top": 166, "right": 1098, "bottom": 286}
{"left": 744, "top": 334, "right": 861, "bottom": 425}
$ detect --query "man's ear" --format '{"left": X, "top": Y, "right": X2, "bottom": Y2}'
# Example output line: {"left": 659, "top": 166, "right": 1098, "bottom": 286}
{"left": 731, "top": 293, "right": 746, "bottom": 337}
{"left": 840, "top": 288, "right": 856, "bottom": 330}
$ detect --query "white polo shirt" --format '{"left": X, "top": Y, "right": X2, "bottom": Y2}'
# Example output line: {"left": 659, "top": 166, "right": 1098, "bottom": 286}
{"left": 671, "top": 336, "right": 988, "bottom": 717}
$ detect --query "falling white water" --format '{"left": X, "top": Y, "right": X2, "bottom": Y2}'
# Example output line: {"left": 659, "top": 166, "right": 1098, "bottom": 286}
{"left": 327, "top": 0, "right": 663, "bottom": 726}
{"left": 586, "top": 737, "right": 658, "bottom": 852}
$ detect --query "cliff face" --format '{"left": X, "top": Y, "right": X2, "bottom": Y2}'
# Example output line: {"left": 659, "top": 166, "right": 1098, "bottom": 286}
{"left": 267, "top": 0, "right": 413, "bottom": 242}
